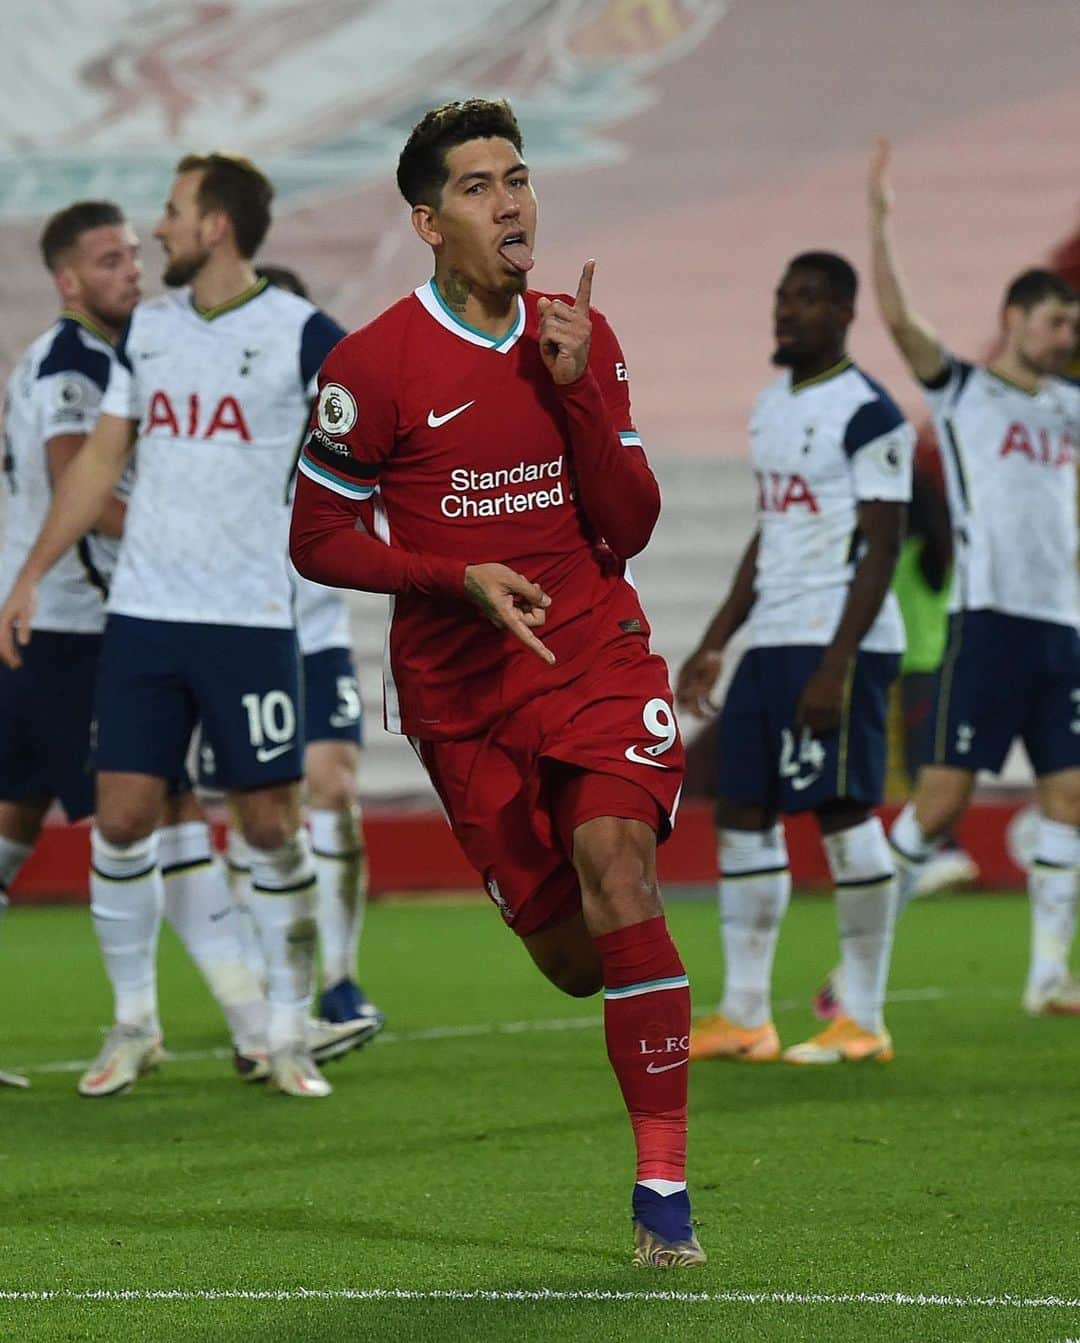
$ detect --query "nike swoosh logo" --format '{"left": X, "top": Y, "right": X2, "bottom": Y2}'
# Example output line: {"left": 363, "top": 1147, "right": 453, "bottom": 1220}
{"left": 624, "top": 746, "right": 669, "bottom": 770}
{"left": 646, "top": 1058, "right": 688, "bottom": 1074}
{"left": 208, "top": 908, "right": 233, "bottom": 922}
{"left": 255, "top": 742, "right": 295, "bottom": 763}
{"left": 427, "top": 401, "right": 475, "bottom": 428}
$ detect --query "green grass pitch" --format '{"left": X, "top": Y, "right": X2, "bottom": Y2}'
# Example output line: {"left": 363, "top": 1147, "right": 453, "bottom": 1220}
{"left": 0, "top": 892, "right": 1077, "bottom": 1342}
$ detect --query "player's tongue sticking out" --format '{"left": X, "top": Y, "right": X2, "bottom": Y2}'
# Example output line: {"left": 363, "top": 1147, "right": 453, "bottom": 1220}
{"left": 498, "top": 234, "right": 534, "bottom": 273}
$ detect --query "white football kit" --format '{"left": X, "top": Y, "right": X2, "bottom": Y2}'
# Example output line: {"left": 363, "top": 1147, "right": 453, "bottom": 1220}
{"left": 747, "top": 358, "right": 915, "bottom": 652}
{"left": 921, "top": 356, "right": 1080, "bottom": 627}
{"left": 716, "top": 358, "right": 914, "bottom": 813}
{"left": 1, "top": 313, "right": 122, "bottom": 632}
{"left": 101, "top": 280, "right": 345, "bottom": 628}
{"left": 93, "top": 278, "right": 346, "bottom": 789}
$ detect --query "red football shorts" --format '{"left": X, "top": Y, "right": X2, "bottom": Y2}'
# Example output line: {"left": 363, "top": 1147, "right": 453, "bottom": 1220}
{"left": 416, "top": 639, "right": 685, "bottom": 938}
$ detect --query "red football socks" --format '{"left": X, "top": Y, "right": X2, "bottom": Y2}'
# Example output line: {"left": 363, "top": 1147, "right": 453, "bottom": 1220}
{"left": 594, "top": 915, "right": 690, "bottom": 1184}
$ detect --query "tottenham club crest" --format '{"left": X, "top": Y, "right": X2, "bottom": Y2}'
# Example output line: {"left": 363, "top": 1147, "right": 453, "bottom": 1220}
{"left": 317, "top": 382, "right": 357, "bottom": 436}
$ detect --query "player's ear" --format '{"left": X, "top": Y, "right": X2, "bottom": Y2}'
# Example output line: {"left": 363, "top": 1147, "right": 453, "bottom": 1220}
{"left": 411, "top": 203, "right": 442, "bottom": 249}
{"left": 53, "top": 262, "right": 79, "bottom": 306}
{"left": 200, "top": 208, "right": 230, "bottom": 252}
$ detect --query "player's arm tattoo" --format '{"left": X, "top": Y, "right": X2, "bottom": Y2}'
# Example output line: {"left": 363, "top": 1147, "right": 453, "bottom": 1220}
{"left": 464, "top": 569, "right": 498, "bottom": 619}
{"left": 443, "top": 270, "right": 471, "bottom": 313}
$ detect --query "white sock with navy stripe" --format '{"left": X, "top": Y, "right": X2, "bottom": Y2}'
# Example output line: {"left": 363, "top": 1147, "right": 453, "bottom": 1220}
{"left": 1026, "top": 817, "right": 1078, "bottom": 1000}
{"left": 889, "top": 802, "right": 937, "bottom": 914}
{"left": 718, "top": 826, "right": 791, "bottom": 1028}
{"left": 825, "top": 817, "right": 898, "bottom": 1034}
{"left": 246, "top": 830, "right": 318, "bottom": 1052}
{"left": 90, "top": 828, "right": 164, "bottom": 1034}
{"left": 309, "top": 806, "right": 367, "bottom": 988}
{"left": 160, "top": 821, "right": 267, "bottom": 1056}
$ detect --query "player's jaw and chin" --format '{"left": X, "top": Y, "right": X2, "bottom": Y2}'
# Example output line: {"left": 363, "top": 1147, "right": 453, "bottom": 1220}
{"left": 64, "top": 225, "right": 143, "bottom": 335}
{"left": 161, "top": 245, "right": 212, "bottom": 290}
{"left": 1014, "top": 301, "right": 1078, "bottom": 379}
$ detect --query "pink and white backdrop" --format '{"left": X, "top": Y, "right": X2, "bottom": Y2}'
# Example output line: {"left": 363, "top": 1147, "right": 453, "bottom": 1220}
{"left": 1, "top": 0, "right": 1077, "bottom": 453}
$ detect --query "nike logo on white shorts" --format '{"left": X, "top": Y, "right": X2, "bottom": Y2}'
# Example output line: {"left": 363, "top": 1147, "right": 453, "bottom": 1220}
{"left": 645, "top": 1058, "right": 688, "bottom": 1074}
{"left": 624, "top": 746, "right": 669, "bottom": 769}
{"left": 255, "top": 742, "right": 295, "bottom": 763}
{"left": 427, "top": 401, "right": 475, "bottom": 428}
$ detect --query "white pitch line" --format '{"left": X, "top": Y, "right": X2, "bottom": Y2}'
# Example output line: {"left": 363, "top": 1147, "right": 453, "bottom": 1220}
{"left": 14, "top": 985, "right": 948, "bottom": 1078}
{"left": 0, "top": 1288, "right": 1076, "bottom": 1309}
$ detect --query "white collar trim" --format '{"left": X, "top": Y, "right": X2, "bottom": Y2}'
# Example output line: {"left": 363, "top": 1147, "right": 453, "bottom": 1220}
{"left": 414, "top": 280, "right": 525, "bottom": 354}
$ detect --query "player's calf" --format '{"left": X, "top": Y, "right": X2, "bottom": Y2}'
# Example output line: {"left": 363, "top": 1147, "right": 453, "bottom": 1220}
{"left": 522, "top": 909, "right": 602, "bottom": 997}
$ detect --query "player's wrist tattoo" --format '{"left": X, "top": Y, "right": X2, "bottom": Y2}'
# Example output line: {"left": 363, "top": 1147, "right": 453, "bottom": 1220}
{"left": 464, "top": 571, "right": 497, "bottom": 619}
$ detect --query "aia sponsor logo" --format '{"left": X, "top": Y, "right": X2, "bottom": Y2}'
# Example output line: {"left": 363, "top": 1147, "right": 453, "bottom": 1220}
{"left": 998, "top": 421, "right": 1075, "bottom": 466}
{"left": 145, "top": 391, "right": 251, "bottom": 441}
{"left": 756, "top": 470, "right": 820, "bottom": 513}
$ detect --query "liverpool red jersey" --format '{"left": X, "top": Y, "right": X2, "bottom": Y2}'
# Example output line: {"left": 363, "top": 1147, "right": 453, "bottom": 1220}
{"left": 290, "top": 279, "right": 662, "bottom": 740}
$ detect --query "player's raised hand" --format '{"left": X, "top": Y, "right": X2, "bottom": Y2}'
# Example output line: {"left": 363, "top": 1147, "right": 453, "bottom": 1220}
{"left": 536, "top": 260, "right": 595, "bottom": 386}
{"left": 868, "top": 137, "right": 894, "bottom": 220}
{"left": 675, "top": 648, "right": 724, "bottom": 720}
{"left": 464, "top": 562, "right": 555, "bottom": 665}
{"left": 0, "top": 576, "right": 37, "bottom": 670}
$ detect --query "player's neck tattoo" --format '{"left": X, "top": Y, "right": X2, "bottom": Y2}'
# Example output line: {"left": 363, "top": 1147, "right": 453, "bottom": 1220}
{"left": 443, "top": 270, "right": 471, "bottom": 313}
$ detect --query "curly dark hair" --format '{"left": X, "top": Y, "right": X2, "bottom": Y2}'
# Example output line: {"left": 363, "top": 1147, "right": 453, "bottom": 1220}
{"left": 396, "top": 99, "right": 524, "bottom": 208}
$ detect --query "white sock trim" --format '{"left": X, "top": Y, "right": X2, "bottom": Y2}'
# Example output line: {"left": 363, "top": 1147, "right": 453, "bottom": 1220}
{"left": 823, "top": 816, "right": 895, "bottom": 888}
{"left": 889, "top": 802, "right": 933, "bottom": 866}
{"left": 1032, "top": 816, "right": 1078, "bottom": 871}
{"left": 719, "top": 825, "right": 788, "bottom": 877}
{"left": 637, "top": 1178, "right": 687, "bottom": 1196}
{"left": 91, "top": 828, "right": 159, "bottom": 882}
{"left": 158, "top": 821, "right": 213, "bottom": 873}
{"left": 309, "top": 805, "right": 363, "bottom": 859}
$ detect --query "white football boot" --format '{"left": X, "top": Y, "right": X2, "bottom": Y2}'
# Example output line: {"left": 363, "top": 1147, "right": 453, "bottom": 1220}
{"left": 270, "top": 1045, "right": 332, "bottom": 1098}
{"left": 78, "top": 1023, "right": 164, "bottom": 1097}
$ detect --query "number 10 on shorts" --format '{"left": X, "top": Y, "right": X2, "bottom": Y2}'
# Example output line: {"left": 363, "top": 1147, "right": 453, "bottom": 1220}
{"left": 241, "top": 690, "right": 297, "bottom": 761}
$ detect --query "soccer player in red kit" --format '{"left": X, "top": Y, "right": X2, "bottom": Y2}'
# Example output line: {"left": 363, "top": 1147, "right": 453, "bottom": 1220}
{"left": 290, "top": 99, "right": 703, "bottom": 1268}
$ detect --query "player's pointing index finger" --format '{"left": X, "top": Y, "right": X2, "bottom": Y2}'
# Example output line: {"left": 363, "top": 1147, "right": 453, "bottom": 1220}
{"left": 574, "top": 259, "right": 595, "bottom": 313}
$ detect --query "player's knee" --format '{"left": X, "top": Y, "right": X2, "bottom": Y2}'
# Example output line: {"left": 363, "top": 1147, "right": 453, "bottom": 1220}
{"left": 815, "top": 798, "right": 870, "bottom": 835}
{"left": 716, "top": 799, "right": 776, "bottom": 832}
{"left": 95, "top": 807, "right": 157, "bottom": 848}
{"left": 240, "top": 812, "right": 294, "bottom": 852}
{"left": 577, "top": 844, "right": 659, "bottom": 924}
{"left": 306, "top": 769, "right": 357, "bottom": 813}
{"left": 305, "top": 742, "right": 359, "bottom": 812}
{"left": 1036, "top": 768, "right": 1080, "bottom": 826}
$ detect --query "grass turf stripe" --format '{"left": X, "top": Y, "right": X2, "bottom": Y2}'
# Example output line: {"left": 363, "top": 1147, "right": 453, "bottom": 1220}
{"left": 0, "top": 1288, "right": 1076, "bottom": 1308}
